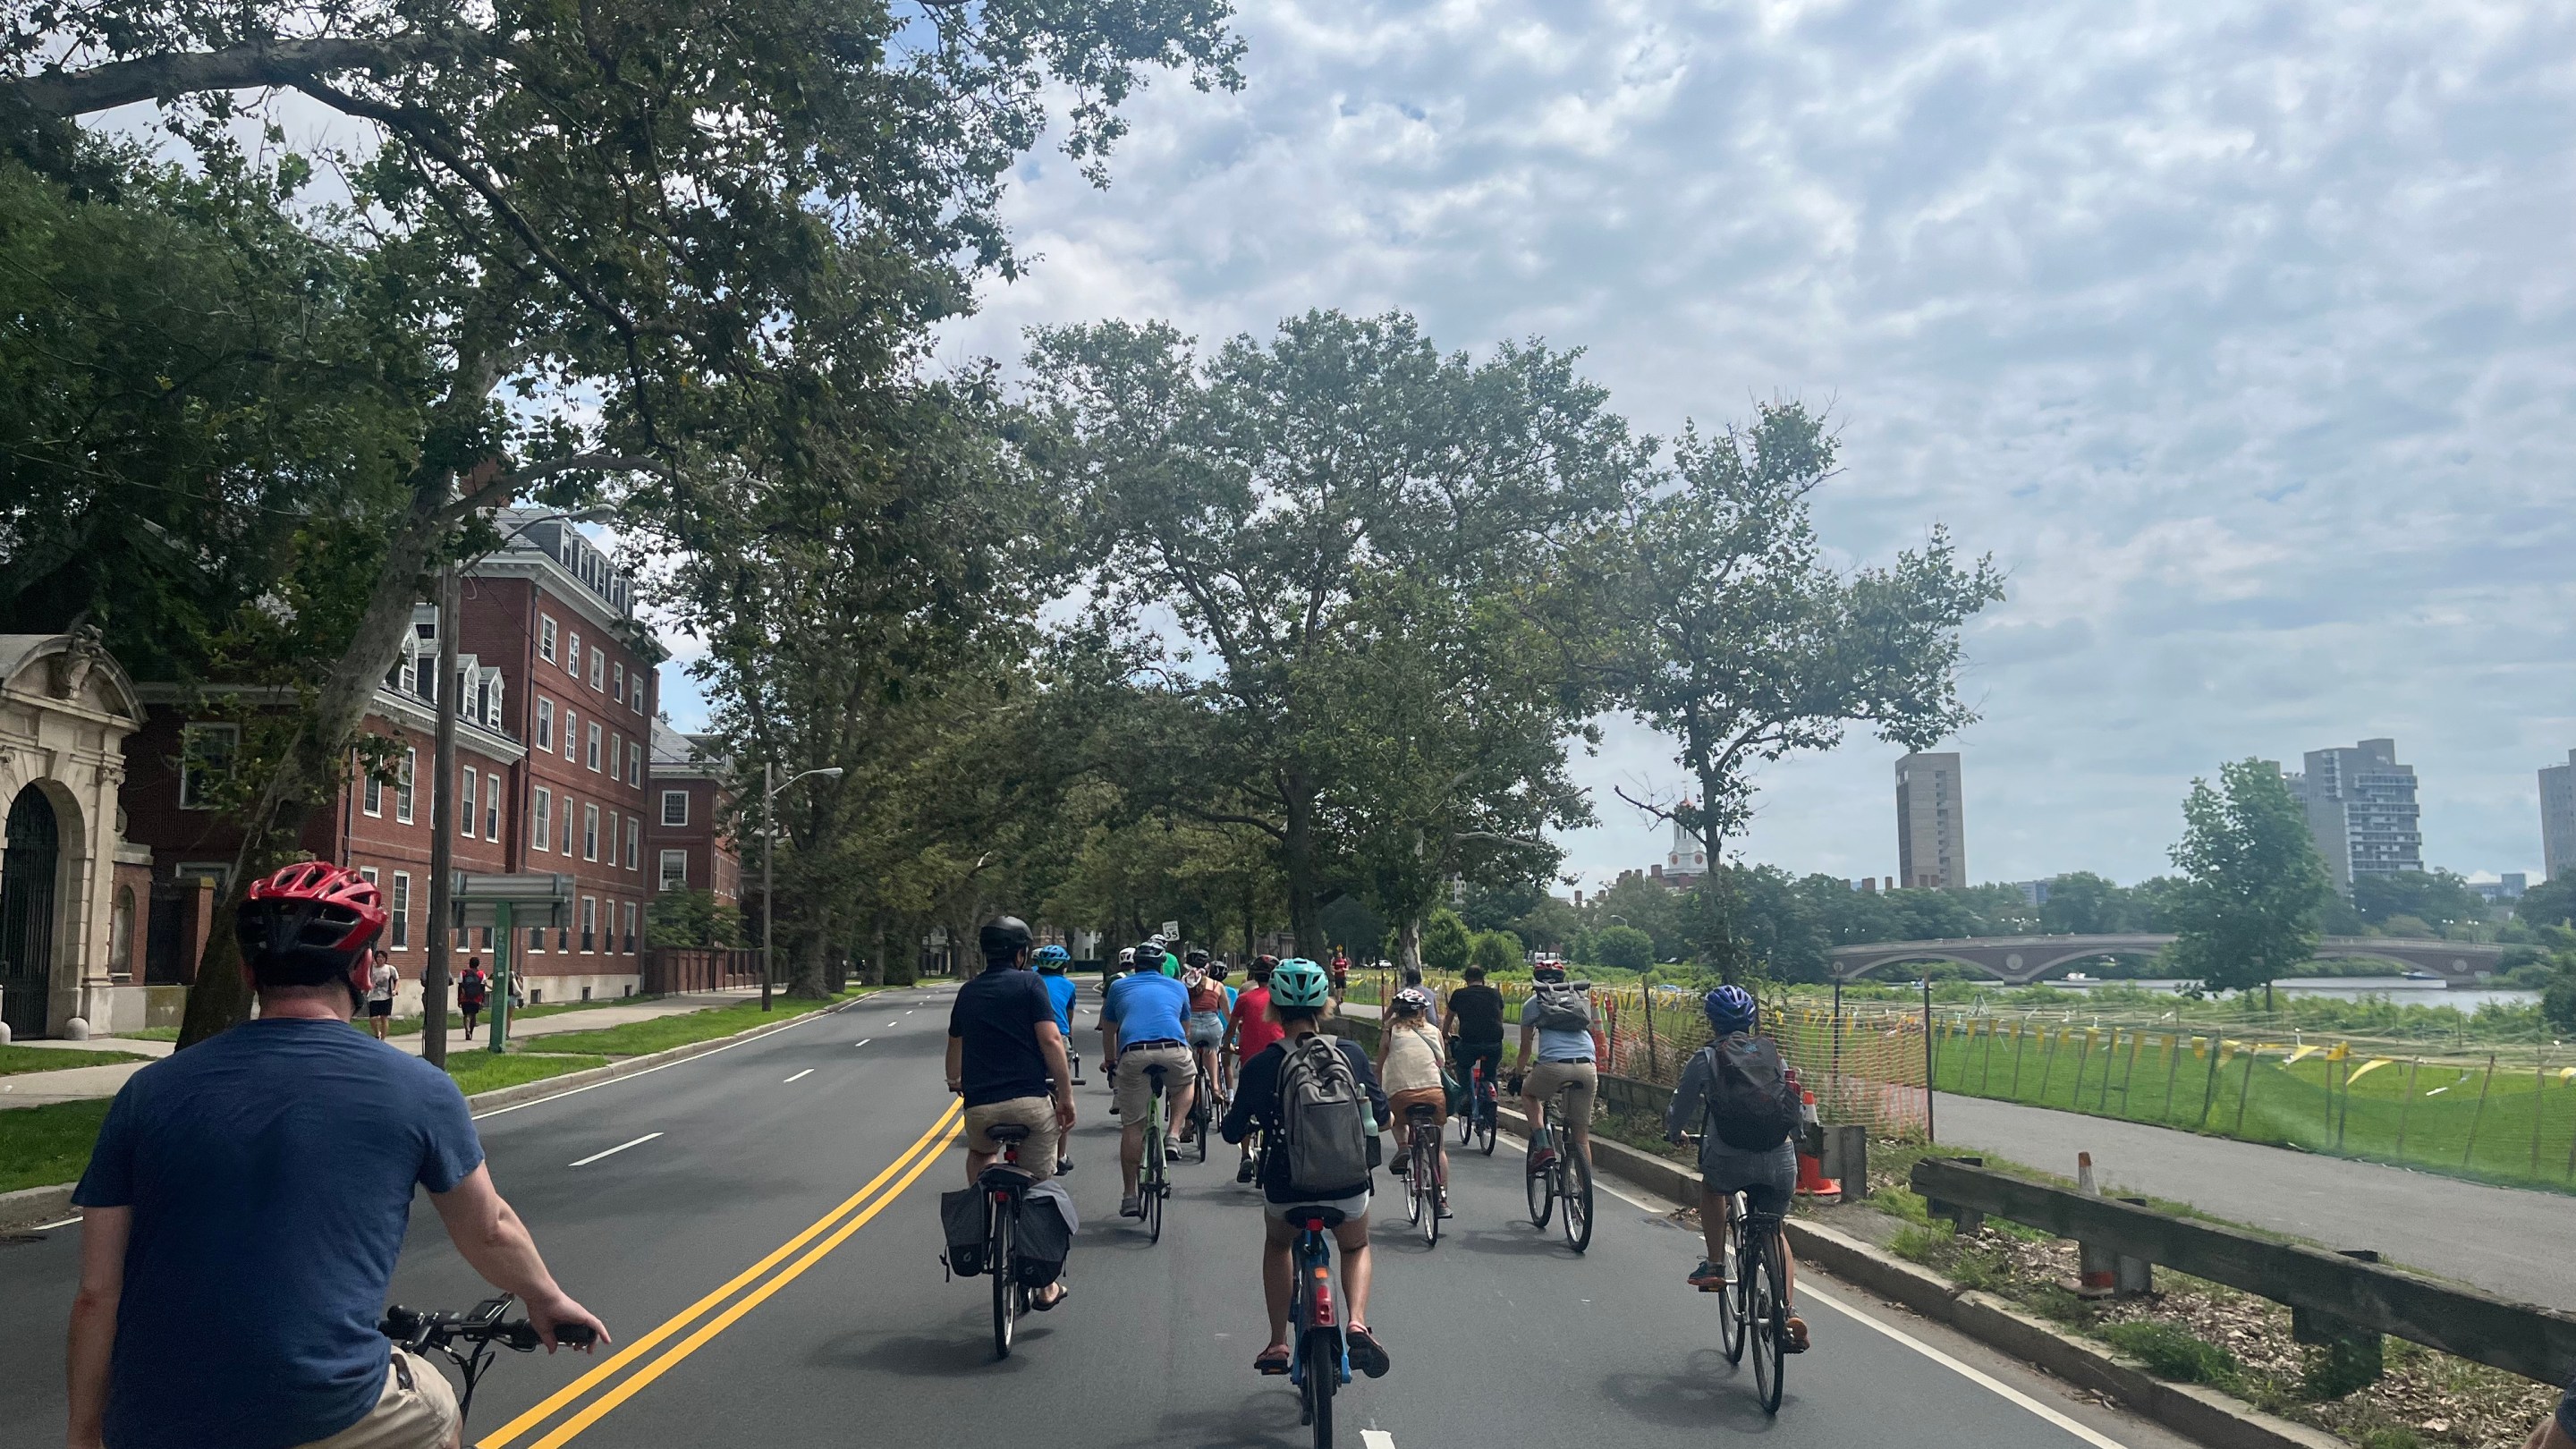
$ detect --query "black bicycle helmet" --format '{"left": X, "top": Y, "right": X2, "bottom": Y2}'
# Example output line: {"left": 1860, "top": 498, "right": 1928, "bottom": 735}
{"left": 979, "top": 916, "right": 1034, "bottom": 960}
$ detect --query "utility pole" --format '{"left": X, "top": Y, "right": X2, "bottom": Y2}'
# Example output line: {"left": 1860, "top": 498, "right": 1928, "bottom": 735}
{"left": 422, "top": 564, "right": 459, "bottom": 1067}
{"left": 762, "top": 759, "right": 775, "bottom": 1013}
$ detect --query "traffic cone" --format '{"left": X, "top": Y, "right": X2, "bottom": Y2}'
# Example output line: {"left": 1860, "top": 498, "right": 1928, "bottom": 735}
{"left": 2073, "top": 1152, "right": 2118, "bottom": 1297}
{"left": 1794, "top": 1091, "right": 1840, "bottom": 1197}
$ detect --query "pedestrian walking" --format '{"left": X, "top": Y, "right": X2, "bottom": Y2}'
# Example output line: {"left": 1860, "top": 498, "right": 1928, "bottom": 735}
{"left": 365, "top": 950, "right": 398, "bottom": 1039}
{"left": 458, "top": 958, "right": 490, "bottom": 1040}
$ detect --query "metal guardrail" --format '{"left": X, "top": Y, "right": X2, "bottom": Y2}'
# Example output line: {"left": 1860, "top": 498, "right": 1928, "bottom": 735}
{"left": 1911, "top": 1156, "right": 2576, "bottom": 1386}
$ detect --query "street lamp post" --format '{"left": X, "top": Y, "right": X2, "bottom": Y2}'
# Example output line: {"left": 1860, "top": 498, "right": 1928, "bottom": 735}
{"left": 421, "top": 505, "right": 614, "bottom": 1067}
{"left": 761, "top": 763, "right": 844, "bottom": 1011}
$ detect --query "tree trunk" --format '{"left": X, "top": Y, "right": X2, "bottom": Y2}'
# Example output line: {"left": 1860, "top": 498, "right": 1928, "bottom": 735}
{"left": 886, "top": 915, "right": 919, "bottom": 986}
{"left": 861, "top": 910, "right": 888, "bottom": 987}
{"left": 1397, "top": 912, "right": 1424, "bottom": 975}
{"left": 1283, "top": 769, "right": 1321, "bottom": 958}
{"left": 788, "top": 909, "right": 831, "bottom": 998}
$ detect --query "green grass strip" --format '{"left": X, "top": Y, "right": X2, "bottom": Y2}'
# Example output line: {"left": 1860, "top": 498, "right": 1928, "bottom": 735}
{"left": 530, "top": 990, "right": 865, "bottom": 1057}
{"left": 0, "top": 1046, "right": 147, "bottom": 1077}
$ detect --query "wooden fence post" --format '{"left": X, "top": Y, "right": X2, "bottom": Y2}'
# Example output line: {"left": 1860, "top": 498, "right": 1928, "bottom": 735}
{"left": 2462, "top": 1053, "right": 2497, "bottom": 1170}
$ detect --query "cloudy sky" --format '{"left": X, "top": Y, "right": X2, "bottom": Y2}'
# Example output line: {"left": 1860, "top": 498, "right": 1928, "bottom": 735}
{"left": 888, "top": 0, "right": 2576, "bottom": 891}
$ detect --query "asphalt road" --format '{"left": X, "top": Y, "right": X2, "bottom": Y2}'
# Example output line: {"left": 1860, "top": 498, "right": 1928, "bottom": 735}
{"left": 2, "top": 987, "right": 2196, "bottom": 1449}
{"left": 1934, "top": 1091, "right": 2576, "bottom": 1309}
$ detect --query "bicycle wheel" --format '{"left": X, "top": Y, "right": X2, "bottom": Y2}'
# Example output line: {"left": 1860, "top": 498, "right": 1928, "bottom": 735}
{"left": 1717, "top": 1230, "right": 1746, "bottom": 1363}
{"left": 1560, "top": 1145, "right": 1594, "bottom": 1254}
{"left": 1144, "top": 1132, "right": 1166, "bottom": 1244}
{"left": 1477, "top": 1098, "right": 1496, "bottom": 1156}
{"left": 990, "top": 1205, "right": 1016, "bottom": 1360}
{"left": 1303, "top": 1329, "right": 1339, "bottom": 1449}
{"left": 1416, "top": 1137, "right": 1441, "bottom": 1246}
{"left": 1525, "top": 1150, "right": 1555, "bottom": 1229}
{"left": 1750, "top": 1227, "right": 1785, "bottom": 1413}
{"left": 1191, "top": 1088, "right": 1212, "bottom": 1164}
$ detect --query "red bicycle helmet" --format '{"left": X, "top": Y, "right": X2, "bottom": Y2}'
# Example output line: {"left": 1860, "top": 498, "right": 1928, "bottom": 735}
{"left": 235, "top": 860, "right": 387, "bottom": 985}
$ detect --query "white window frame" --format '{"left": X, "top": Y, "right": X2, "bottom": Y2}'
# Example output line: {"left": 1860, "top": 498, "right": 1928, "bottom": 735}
{"left": 389, "top": 871, "right": 411, "bottom": 950}
{"left": 363, "top": 766, "right": 383, "bottom": 818}
{"left": 628, "top": 741, "right": 643, "bottom": 787}
{"left": 567, "top": 632, "right": 581, "bottom": 676}
{"left": 612, "top": 662, "right": 624, "bottom": 699}
{"left": 396, "top": 749, "right": 417, "bottom": 824}
{"left": 564, "top": 710, "right": 579, "bottom": 762}
{"left": 625, "top": 816, "right": 640, "bottom": 870}
{"left": 538, "top": 614, "right": 558, "bottom": 663}
{"left": 659, "top": 849, "right": 689, "bottom": 892}
{"left": 561, "top": 794, "right": 575, "bottom": 853}
{"left": 178, "top": 723, "right": 239, "bottom": 811}
{"left": 610, "top": 731, "right": 622, "bottom": 781}
{"left": 583, "top": 803, "right": 600, "bottom": 861}
{"left": 484, "top": 771, "right": 503, "bottom": 839}
{"left": 532, "top": 787, "right": 552, "bottom": 852}
{"left": 586, "top": 722, "right": 602, "bottom": 772}
{"left": 631, "top": 674, "right": 646, "bottom": 713}
{"left": 662, "top": 790, "right": 689, "bottom": 826}
{"left": 581, "top": 895, "right": 597, "bottom": 953}
{"left": 589, "top": 648, "right": 606, "bottom": 691}
{"left": 536, "top": 698, "right": 554, "bottom": 751}
{"left": 459, "top": 767, "right": 477, "bottom": 837}
{"left": 623, "top": 900, "right": 638, "bottom": 953}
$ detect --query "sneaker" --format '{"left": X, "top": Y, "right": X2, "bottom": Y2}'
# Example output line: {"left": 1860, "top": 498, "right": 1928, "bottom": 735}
{"left": 1108, "top": 1103, "right": 1121, "bottom": 1116}
{"left": 1528, "top": 1147, "right": 1559, "bottom": 1172}
{"left": 1165, "top": 1137, "right": 1186, "bottom": 1158}
{"left": 1120, "top": 1195, "right": 1142, "bottom": 1218}
{"left": 1055, "top": 1158, "right": 1073, "bottom": 1175}
{"left": 1235, "top": 1157, "right": 1257, "bottom": 1184}
{"left": 1390, "top": 1156, "right": 1410, "bottom": 1178}
{"left": 1688, "top": 1259, "right": 1728, "bottom": 1291}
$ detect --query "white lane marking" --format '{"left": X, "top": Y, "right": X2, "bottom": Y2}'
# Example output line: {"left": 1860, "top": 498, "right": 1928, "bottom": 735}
{"left": 854, "top": 1038, "right": 871, "bottom": 1047}
{"left": 1803, "top": 1284, "right": 2134, "bottom": 1449}
{"left": 783, "top": 1069, "right": 814, "bottom": 1084}
{"left": 28, "top": 1216, "right": 82, "bottom": 1232}
{"left": 887, "top": 1019, "right": 901, "bottom": 1029}
{"left": 569, "top": 1131, "right": 664, "bottom": 1167}
{"left": 472, "top": 1001, "right": 850, "bottom": 1121}
{"left": 1361, "top": 1433, "right": 1396, "bottom": 1449}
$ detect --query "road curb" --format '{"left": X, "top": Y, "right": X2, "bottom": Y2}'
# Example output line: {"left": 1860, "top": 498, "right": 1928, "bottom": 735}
{"left": 1496, "top": 1106, "right": 2343, "bottom": 1449}
{"left": 0, "top": 990, "right": 892, "bottom": 1232}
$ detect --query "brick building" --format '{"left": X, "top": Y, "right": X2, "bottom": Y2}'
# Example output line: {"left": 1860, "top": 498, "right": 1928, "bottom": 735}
{"left": 646, "top": 723, "right": 741, "bottom": 905}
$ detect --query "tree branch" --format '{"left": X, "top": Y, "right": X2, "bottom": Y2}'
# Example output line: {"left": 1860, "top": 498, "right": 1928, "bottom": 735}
{"left": 6, "top": 33, "right": 470, "bottom": 117}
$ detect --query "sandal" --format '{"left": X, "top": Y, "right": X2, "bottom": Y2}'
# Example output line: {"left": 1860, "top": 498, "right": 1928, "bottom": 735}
{"left": 1345, "top": 1325, "right": 1391, "bottom": 1379}
{"left": 1031, "top": 1282, "right": 1069, "bottom": 1312}
{"left": 1784, "top": 1315, "right": 1810, "bottom": 1353}
{"left": 1254, "top": 1343, "right": 1292, "bottom": 1375}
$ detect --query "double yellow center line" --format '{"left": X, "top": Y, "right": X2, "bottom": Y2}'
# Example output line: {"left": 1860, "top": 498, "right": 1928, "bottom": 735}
{"left": 480, "top": 1099, "right": 963, "bottom": 1449}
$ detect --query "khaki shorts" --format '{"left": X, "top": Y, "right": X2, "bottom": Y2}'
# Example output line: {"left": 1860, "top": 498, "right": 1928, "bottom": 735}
{"left": 1389, "top": 1085, "right": 1450, "bottom": 1130}
{"left": 292, "top": 1350, "right": 460, "bottom": 1449}
{"left": 963, "top": 1097, "right": 1061, "bottom": 1179}
{"left": 1525, "top": 1060, "right": 1597, "bottom": 1126}
{"left": 1111, "top": 1043, "right": 1197, "bottom": 1120}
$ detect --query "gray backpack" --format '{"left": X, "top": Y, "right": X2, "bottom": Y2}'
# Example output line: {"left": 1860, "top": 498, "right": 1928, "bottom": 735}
{"left": 1277, "top": 1035, "right": 1371, "bottom": 1194}
{"left": 1526, "top": 982, "right": 1594, "bottom": 1033}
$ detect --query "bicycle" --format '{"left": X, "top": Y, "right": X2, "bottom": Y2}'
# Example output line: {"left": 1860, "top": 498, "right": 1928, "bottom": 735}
{"left": 1236, "top": 1119, "right": 1265, "bottom": 1186}
{"left": 1188, "top": 1049, "right": 1223, "bottom": 1165}
{"left": 1284, "top": 1204, "right": 1353, "bottom": 1449}
{"left": 1454, "top": 1052, "right": 1498, "bottom": 1156}
{"left": 1139, "top": 1063, "right": 1173, "bottom": 1242}
{"left": 979, "top": 1123, "right": 1038, "bottom": 1359}
{"left": 377, "top": 1294, "right": 597, "bottom": 1428}
{"left": 1401, "top": 1102, "right": 1445, "bottom": 1247}
{"left": 1521, "top": 1080, "right": 1594, "bottom": 1253}
{"left": 1685, "top": 1137, "right": 1791, "bottom": 1414}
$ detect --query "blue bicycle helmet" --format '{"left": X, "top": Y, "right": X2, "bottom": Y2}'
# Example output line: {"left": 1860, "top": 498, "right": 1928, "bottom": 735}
{"left": 1703, "top": 984, "right": 1758, "bottom": 1033}
{"left": 1033, "top": 944, "right": 1071, "bottom": 970}
{"left": 1270, "top": 958, "right": 1332, "bottom": 1008}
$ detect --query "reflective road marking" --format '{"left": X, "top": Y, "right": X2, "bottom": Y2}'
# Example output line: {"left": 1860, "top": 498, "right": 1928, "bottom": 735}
{"left": 569, "top": 1132, "right": 663, "bottom": 1167}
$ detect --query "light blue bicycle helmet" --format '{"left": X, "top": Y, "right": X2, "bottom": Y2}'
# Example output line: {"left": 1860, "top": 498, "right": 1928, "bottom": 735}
{"left": 1033, "top": 944, "right": 1071, "bottom": 970}
{"left": 1269, "top": 958, "right": 1332, "bottom": 1008}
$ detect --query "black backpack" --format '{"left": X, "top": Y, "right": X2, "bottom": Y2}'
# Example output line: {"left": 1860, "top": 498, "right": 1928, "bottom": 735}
{"left": 1700, "top": 1034, "right": 1800, "bottom": 1152}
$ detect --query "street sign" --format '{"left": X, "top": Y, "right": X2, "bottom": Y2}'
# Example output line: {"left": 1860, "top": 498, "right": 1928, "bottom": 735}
{"left": 450, "top": 871, "right": 573, "bottom": 928}
{"left": 1161, "top": 920, "right": 1181, "bottom": 940}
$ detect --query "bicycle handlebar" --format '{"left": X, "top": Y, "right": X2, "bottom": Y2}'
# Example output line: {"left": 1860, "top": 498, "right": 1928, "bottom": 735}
{"left": 381, "top": 1298, "right": 597, "bottom": 1356}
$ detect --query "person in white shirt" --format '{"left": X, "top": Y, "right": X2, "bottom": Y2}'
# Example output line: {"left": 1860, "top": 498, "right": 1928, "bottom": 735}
{"left": 365, "top": 951, "right": 398, "bottom": 1039}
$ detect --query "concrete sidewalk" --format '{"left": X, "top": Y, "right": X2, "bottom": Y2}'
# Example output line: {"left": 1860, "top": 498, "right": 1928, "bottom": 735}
{"left": 1934, "top": 1091, "right": 2576, "bottom": 1311}
{"left": 0, "top": 989, "right": 766, "bottom": 1111}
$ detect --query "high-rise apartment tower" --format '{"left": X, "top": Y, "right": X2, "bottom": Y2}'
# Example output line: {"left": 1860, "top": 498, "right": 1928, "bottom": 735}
{"left": 2541, "top": 750, "right": 2576, "bottom": 886}
{"left": 1895, "top": 751, "right": 1965, "bottom": 890}
{"left": 2281, "top": 738, "right": 2422, "bottom": 891}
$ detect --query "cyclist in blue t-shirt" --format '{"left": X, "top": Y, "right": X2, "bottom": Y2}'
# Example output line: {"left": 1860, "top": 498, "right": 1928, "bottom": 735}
{"left": 66, "top": 862, "right": 606, "bottom": 1449}
{"left": 1101, "top": 942, "right": 1199, "bottom": 1218}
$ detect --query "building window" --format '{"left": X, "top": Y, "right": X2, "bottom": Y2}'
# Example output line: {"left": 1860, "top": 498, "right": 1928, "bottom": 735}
{"left": 628, "top": 741, "right": 643, "bottom": 787}
{"left": 537, "top": 698, "right": 554, "bottom": 751}
{"left": 532, "top": 788, "right": 552, "bottom": 852}
{"left": 396, "top": 749, "right": 417, "bottom": 823}
{"left": 623, "top": 900, "right": 637, "bottom": 953}
{"left": 659, "top": 849, "right": 689, "bottom": 891}
{"left": 606, "top": 809, "right": 619, "bottom": 864}
{"left": 631, "top": 674, "right": 646, "bottom": 713}
{"left": 567, "top": 632, "right": 581, "bottom": 676}
{"left": 110, "top": 886, "right": 136, "bottom": 978}
{"left": 561, "top": 794, "right": 575, "bottom": 853}
{"left": 581, "top": 895, "right": 597, "bottom": 953}
{"left": 459, "top": 767, "right": 477, "bottom": 836}
{"left": 363, "top": 765, "right": 383, "bottom": 818}
{"left": 625, "top": 816, "right": 640, "bottom": 869}
{"left": 564, "top": 710, "right": 579, "bottom": 762}
{"left": 539, "top": 614, "right": 558, "bottom": 662}
{"left": 178, "top": 723, "right": 239, "bottom": 810}
{"left": 390, "top": 871, "right": 411, "bottom": 949}
{"left": 663, "top": 790, "right": 689, "bottom": 826}
{"left": 484, "top": 772, "right": 502, "bottom": 839}
{"left": 529, "top": 923, "right": 546, "bottom": 954}
{"left": 586, "top": 722, "right": 602, "bottom": 772}
{"left": 589, "top": 648, "right": 606, "bottom": 691}
{"left": 613, "top": 662, "right": 624, "bottom": 699}
{"left": 610, "top": 731, "right": 623, "bottom": 781}
{"left": 359, "top": 866, "right": 378, "bottom": 886}
{"left": 584, "top": 803, "right": 600, "bottom": 860}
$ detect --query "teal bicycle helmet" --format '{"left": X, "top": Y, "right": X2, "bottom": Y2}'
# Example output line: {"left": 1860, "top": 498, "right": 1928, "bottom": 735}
{"left": 1033, "top": 944, "right": 1071, "bottom": 970}
{"left": 1270, "top": 958, "right": 1331, "bottom": 1008}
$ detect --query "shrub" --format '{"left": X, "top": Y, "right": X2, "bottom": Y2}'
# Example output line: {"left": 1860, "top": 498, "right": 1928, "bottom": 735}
{"left": 1594, "top": 925, "right": 1655, "bottom": 971}
{"left": 2101, "top": 1320, "right": 2238, "bottom": 1385}
{"left": 1470, "top": 928, "right": 1524, "bottom": 973}
{"left": 1422, "top": 911, "right": 1472, "bottom": 973}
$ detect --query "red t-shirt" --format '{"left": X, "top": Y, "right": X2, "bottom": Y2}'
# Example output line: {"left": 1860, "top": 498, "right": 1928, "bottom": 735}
{"left": 1231, "top": 984, "right": 1284, "bottom": 1059}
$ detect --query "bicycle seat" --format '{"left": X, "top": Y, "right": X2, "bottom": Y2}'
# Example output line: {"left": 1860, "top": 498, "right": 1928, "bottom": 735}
{"left": 986, "top": 1123, "right": 1033, "bottom": 1146}
{"left": 1405, "top": 1102, "right": 1440, "bottom": 1122}
{"left": 1144, "top": 1064, "right": 1168, "bottom": 1088}
{"left": 1286, "top": 1206, "right": 1347, "bottom": 1230}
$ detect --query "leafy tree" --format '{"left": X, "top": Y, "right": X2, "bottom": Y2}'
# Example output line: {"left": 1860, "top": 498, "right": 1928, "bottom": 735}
{"left": 2521, "top": 870, "right": 2576, "bottom": 931}
{"left": 1584, "top": 402, "right": 2004, "bottom": 979}
{"left": 647, "top": 890, "right": 744, "bottom": 949}
{"left": 1593, "top": 925, "right": 1656, "bottom": 971}
{"left": 1024, "top": 309, "right": 1647, "bottom": 952}
{"left": 2352, "top": 869, "right": 2487, "bottom": 934}
{"left": 13, "top": 0, "right": 1240, "bottom": 1042}
{"left": 2165, "top": 759, "right": 2334, "bottom": 1009}
{"left": 1469, "top": 929, "right": 1525, "bottom": 973}
{"left": 2039, "top": 872, "right": 2133, "bottom": 934}
{"left": 1582, "top": 871, "right": 1684, "bottom": 960}
{"left": 1421, "top": 910, "right": 1473, "bottom": 975}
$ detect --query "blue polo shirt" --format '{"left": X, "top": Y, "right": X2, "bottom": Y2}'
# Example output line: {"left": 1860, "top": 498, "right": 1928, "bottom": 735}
{"left": 73, "top": 1019, "right": 485, "bottom": 1449}
{"left": 1040, "top": 971, "right": 1079, "bottom": 1035}
{"left": 1101, "top": 970, "right": 1191, "bottom": 1049}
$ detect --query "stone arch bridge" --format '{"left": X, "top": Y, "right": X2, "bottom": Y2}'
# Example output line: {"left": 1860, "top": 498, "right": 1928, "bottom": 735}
{"left": 1825, "top": 934, "right": 2504, "bottom": 986}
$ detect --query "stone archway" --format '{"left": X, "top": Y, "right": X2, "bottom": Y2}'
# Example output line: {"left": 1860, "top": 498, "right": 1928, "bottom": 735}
{"left": 0, "top": 784, "right": 57, "bottom": 1038}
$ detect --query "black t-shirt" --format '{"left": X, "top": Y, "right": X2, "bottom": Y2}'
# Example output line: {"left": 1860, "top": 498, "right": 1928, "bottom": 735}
{"left": 1447, "top": 984, "right": 1505, "bottom": 1041}
{"left": 949, "top": 966, "right": 1057, "bottom": 1107}
{"left": 1220, "top": 1035, "right": 1388, "bottom": 1204}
